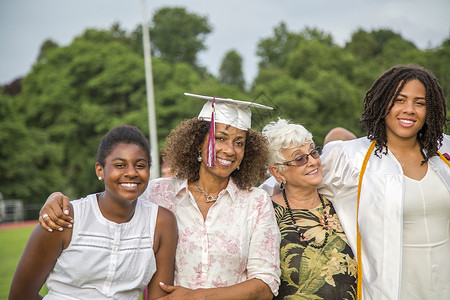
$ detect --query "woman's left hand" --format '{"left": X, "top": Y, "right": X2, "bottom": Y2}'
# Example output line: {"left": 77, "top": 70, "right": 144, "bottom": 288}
{"left": 158, "top": 282, "right": 206, "bottom": 300}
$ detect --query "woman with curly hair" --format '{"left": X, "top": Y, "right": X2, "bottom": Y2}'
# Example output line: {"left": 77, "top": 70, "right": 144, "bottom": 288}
{"left": 319, "top": 65, "right": 450, "bottom": 299}
{"left": 38, "top": 94, "right": 281, "bottom": 300}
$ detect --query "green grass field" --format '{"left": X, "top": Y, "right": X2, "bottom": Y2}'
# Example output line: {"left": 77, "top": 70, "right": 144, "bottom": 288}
{"left": 0, "top": 225, "right": 143, "bottom": 299}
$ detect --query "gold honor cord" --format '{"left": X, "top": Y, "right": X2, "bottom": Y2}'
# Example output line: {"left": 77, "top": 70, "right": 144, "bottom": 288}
{"left": 356, "top": 140, "right": 376, "bottom": 300}
{"left": 437, "top": 151, "right": 450, "bottom": 167}
{"left": 356, "top": 143, "right": 450, "bottom": 300}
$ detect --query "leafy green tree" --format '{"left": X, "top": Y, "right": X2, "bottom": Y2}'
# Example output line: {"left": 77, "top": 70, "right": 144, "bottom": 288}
{"left": 345, "top": 28, "right": 419, "bottom": 67}
{"left": 37, "top": 39, "right": 59, "bottom": 62}
{"left": 219, "top": 50, "right": 245, "bottom": 90}
{"left": 252, "top": 68, "right": 312, "bottom": 122}
{"left": 286, "top": 39, "right": 355, "bottom": 82}
{"left": 150, "top": 7, "right": 212, "bottom": 65}
{"left": 377, "top": 38, "right": 422, "bottom": 69}
{"left": 424, "top": 37, "right": 450, "bottom": 101}
{"left": 252, "top": 68, "right": 363, "bottom": 143}
{"left": 254, "top": 24, "right": 363, "bottom": 141}
{"left": 152, "top": 60, "right": 204, "bottom": 143}
{"left": 351, "top": 61, "right": 384, "bottom": 90}
{"left": 0, "top": 91, "right": 63, "bottom": 204}
{"left": 345, "top": 29, "right": 379, "bottom": 61}
{"left": 3, "top": 7, "right": 450, "bottom": 208}
{"left": 256, "top": 22, "right": 303, "bottom": 69}
{"left": 10, "top": 20, "right": 228, "bottom": 201}
{"left": 299, "top": 27, "right": 334, "bottom": 47}
{"left": 371, "top": 29, "right": 415, "bottom": 49}
{"left": 16, "top": 28, "right": 148, "bottom": 198}
{"left": 2, "top": 78, "right": 22, "bottom": 96}
{"left": 129, "top": 25, "right": 144, "bottom": 56}
{"left": 305, "top": 69, "right": 363, "bottom": 140}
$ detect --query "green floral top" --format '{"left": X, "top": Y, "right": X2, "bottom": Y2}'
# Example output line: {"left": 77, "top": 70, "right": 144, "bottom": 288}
{"left": 273, "top": 196, "right": 357, "bottom": 300}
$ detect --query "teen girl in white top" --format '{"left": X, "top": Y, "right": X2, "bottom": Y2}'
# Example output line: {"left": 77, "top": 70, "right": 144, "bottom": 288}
{"left": 10, "top": 125, "right": 177, "bottom": 300}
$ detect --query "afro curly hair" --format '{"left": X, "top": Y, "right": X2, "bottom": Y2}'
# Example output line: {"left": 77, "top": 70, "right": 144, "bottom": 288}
{"left": 162, "top": 118, "right": 269, "bottom": 190}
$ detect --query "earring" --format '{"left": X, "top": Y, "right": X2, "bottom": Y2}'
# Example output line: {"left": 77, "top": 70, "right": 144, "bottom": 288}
{"left": 236, "top": 165, "right": 240, "bottom": 170}
{"left": 98, "top": 176, "right": 102, "bottom": 181}
{"left": 280, "top": 181, "right": 285, "bottom": 190}
{"left": 197, "top": 153, "right": 202, "bottom": 162}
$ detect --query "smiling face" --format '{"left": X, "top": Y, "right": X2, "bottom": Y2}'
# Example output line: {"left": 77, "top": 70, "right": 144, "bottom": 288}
{"left": 96, "top": 142, "right": 150, "bottom": 203}
{"left": 277, "top": 141, "right": 323, "bottom": 191}
{"left": 385, "top": 79, "right": 426, "bottom": 143}
{"left": 199, "top": 123, "right": 246, "bottom": 181}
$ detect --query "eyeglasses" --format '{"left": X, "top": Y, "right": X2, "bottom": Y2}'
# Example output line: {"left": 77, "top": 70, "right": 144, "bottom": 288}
{"left": 275, "top": 147, "right": 321, "bottom": 167}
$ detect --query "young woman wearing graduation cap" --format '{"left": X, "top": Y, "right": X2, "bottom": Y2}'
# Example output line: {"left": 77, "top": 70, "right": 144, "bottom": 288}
{"left": 38, "top": 93, "right": 281, "bottom": 299}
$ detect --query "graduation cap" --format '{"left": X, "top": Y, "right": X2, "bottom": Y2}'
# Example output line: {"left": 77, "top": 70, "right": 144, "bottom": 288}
{"left": 184, "top": 92, "right": 273, "bottom": 167}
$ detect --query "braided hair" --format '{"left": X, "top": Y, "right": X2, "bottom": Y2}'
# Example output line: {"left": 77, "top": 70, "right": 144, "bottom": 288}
{"left": 360, "top": 65, "right": 448, "bottom": 162}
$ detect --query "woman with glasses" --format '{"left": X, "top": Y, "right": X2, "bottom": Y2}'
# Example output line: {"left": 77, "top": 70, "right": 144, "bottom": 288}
{"left": 262, "top": 119, "right": 357, "bottom": 300}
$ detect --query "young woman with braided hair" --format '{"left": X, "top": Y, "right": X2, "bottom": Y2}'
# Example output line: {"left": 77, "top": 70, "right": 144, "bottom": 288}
{"left": 319, "top": 65, "right": 450, "bottom": 299}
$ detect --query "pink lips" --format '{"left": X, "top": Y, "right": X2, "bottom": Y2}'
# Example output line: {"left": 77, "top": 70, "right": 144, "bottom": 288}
{"left": 306, "top": 168, "right": 319, "bottom": 176}
{"left": 398, "top": 118, "right": 415, "bottom": 128}
{"left": 120, "top": 182, "right": 139, "bottom": 191}
{"left": 216, "top": 157, "right": 233, "bottom": 167}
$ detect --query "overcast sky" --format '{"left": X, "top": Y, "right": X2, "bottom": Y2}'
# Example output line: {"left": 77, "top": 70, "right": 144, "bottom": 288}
{"left": 1, "top": 0, "right": 449, "bottom": 85}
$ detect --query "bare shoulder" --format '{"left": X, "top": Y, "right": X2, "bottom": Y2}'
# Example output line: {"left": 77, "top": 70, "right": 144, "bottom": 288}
{"left": 154, "top": 206, "right": 178, "bottom": 247}
{"left": 157, "top": 206, "right": 175, "bottom": 218}
{"left": 156, "top": 206, "right": 177, "bottom": 227}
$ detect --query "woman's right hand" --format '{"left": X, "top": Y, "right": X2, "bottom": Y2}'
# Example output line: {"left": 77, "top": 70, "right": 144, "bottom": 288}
{"left": 39, "top": 192, "right": 73, "bottom": 232}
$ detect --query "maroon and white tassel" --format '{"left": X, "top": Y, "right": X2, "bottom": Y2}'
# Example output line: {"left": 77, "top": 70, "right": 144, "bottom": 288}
{"left": 206, "top": 97, "right": 216, "bottom": 167}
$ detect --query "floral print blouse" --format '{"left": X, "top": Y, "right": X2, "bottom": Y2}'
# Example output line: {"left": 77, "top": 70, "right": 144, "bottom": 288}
{"left": 273, "top": 195, "right": 357, "bottom": 300}
{"left": 142, "top": 177, "right": 281, "bottom": 296}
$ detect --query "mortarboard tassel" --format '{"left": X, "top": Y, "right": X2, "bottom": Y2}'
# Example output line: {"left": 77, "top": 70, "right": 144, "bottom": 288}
{"left": 206, "top": 97, "right": 216, "bottom": 167}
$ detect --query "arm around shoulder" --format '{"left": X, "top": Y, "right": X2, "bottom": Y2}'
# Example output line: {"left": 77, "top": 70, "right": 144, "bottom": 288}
{"left": 39, "top": 192, "right": 73, "bottom": 232}
{"left": 319, "top": 139, "right": 362, "bottom": 200}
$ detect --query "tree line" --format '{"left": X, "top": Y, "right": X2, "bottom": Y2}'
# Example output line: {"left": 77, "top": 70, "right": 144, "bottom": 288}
{"left": 1, "top": 6, "right": 449, "bottom": 210}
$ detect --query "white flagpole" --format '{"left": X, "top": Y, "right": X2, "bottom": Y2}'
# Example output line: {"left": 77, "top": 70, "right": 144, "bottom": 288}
{"left": 141, "top": 0, "right": 159, "bottom": 179}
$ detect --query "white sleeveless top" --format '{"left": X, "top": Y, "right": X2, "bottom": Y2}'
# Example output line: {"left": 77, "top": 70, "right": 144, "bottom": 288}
{"left": 44, "top": 194, "right": 158, "bottom": 300}
{"left": 401, "top": 165, "right": 450, "bottom": 299}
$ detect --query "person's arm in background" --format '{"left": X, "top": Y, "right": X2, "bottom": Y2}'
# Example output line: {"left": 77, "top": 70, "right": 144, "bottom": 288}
{"left": 258, "top": 175, "right": 280, "bottom": 196}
